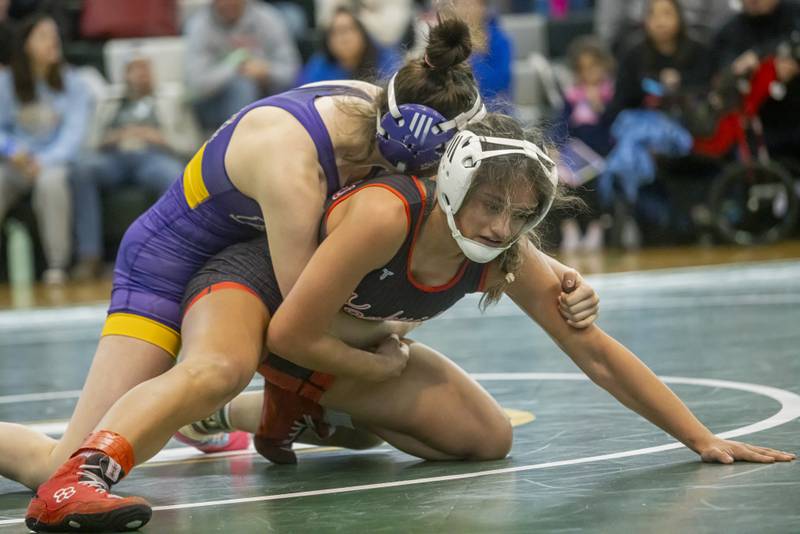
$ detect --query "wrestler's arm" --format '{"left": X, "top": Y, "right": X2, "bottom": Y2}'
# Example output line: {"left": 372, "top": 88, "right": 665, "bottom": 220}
{"left": 227, "top": 107, "right": 416, "bottom": 346}
{"left": 502, "top": 240, "right": 795, "bottom": 464}
{"left": 226, "top": 107, "right": 329, "bottom": 299}
{"left": 539, "top": 251, "right": 600, "bottom": 329}
{"left": 266, "top": 187, "right": 412, "bottom": 381}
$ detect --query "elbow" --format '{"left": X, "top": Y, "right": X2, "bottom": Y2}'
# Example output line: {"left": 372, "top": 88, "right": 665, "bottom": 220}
{"left": 560, "top": 328, "right": 616, "bottom": 390}
{"left": 266, "top": 313, "right": 314, "bottom": 366}
{"left": 568, "top": 341, "right": 614, "bottom": 390}
{"left": 266, "top": 314, "right": 300, "bottom": 361}
{"left": 585, "top": 358, "right": 614, "bottom": 391}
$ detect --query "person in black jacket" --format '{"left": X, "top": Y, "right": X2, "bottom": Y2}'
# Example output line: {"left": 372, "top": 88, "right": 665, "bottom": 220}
{"left": 606, "top": 0, "right": 714, "bottom": 246}
{"left": 609, "top": 0, "right": 711, "bottom": 119}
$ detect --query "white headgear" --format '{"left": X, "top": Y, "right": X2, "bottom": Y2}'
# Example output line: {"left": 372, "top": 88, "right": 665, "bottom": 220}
{"left": 436, "top": 130, "right": 559, "bottom": 263}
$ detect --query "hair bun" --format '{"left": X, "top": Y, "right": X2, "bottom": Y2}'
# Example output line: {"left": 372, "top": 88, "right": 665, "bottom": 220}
{"left": 424, "top": 17, "right": 472, "bottom": 71}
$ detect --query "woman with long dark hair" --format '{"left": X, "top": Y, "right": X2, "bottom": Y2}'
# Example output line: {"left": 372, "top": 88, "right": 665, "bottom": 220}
{"left": 609, "top": 0, "right": 710, "bottom": 117}
{"left": 0, "top": 13, "right": 92, "bottom": 283}
{"left": 297, "top": 7, "right": 401, "bottom": 85}
{"left": 600, "top": 0, "right": 712, "bottom": 247}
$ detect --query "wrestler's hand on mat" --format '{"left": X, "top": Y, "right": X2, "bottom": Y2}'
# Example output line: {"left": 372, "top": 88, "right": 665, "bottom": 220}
{"left": 697, "top": 437, "right": 796, "bottom": 464}
{"left": 370, "top": 334, "right": 410, "bottom": 381}
{"left": 558, "top": 270, "right": 599, "bottom": 329}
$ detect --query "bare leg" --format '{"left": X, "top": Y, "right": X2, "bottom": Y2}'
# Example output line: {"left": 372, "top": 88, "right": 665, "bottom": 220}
{"left": 0, "top": 424, "right": 57, "bottom": 490}
{"left": 296, "top": 427, "right": 385, "bottom": 450}
{"left": 322, "top": 341, "right": 512, "bottom": 460}
{"left": 227, "top": 390, "right": 262, "bottom": 433}
{"left": 225, "top": 392, "right": 384, "bottom": 450}
{"left": 94, "top": 289, "right": 266, "bottom": 465}
{"left": 226, "top": 341, "right": 512, "bottom": 461}
{"left": 0, "top": 336, "right": 173, "bottom": 490}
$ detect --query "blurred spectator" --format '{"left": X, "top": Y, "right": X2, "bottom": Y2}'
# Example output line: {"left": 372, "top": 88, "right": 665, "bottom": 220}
{"left": 452, "top": 0, "right": 513, "bottom": 107}
{"left": 69, "top": 55, "right": 185, "bottom": 281}
{"left": 0, "top": 14, "right": 91, "bottom": 284}
{"left": 297, "top": 7, "right": 400, "bottom": 85}
{"left": 357, "top": 0, "right": 416, "bottom": 49}
{"left": 610, "top": 0, "right": 711, "bottom": 118}
{"left": 0, "top": 0, "right": 11, "bottom": 67}
{"left": 553, "top": 36, "right": 615, "bottom": 252}
{"left": 263, "top": 0, "right": 318, "bottom": 61}
{"left": 530, "top": 0, "right": 594, "bottom": 18}
{"left": 263, "top": 0, "right": 315, "bottom": 40}
{"left": 560, "top": 37, "right": 616, "bottom": 156}
{"left": 595, "top": 0, "right": 734, "bottom": 56}
{"left": 317, "top": 0, "right": 416, "bottom": 49}
{"left": 710, "top": 0, "right": 800, "bottom": 157}
{"left": 712, "top": 0, "right": 800, "bottom": 71}
{"left": 184, "top": 0, "right": 301, "bottom": 132}
{"left": 603, "top": 0, "right": 703, "bottom": 248}
{"left": 8, "top": 0, "right": 72, "bottom": 40}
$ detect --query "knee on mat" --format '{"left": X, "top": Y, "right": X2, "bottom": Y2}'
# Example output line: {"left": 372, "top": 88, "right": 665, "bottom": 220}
{"left": 413, "top": 410, "right": 512, "bottom": 461}
{"left": 466, "top": 415, "right": 513, "bottom": 461}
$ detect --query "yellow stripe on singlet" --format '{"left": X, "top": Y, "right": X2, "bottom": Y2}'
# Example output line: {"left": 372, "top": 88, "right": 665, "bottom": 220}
{"left": 101, "top": 313, "right": 182, "bottom": 358}
{"left": 183, "top": 143, "right": 210, "bottom": 208}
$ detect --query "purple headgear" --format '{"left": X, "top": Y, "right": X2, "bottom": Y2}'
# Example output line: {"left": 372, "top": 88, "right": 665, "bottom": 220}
{"left": 376, "top": 73, "right": 486, "bottom": 173}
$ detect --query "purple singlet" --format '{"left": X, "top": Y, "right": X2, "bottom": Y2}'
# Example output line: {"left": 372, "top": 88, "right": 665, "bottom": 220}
{"left": 102, "top": 84, "right": 372, "bottom": 356}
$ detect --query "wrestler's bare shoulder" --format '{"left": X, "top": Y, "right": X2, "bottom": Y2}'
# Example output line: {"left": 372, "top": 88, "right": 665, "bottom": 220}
{"left": 300, "top": 79, "right": 381, "bottom": 98}
{"left": 225, "top": 107, "right": 319, "bottom": 197}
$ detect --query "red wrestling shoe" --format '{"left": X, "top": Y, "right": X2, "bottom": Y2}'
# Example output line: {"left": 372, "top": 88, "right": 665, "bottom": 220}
{"left": 174, "top": 428, "right": 251, "bottom": 454}
{"left": 25, "top": 453, "right": 150, "bottom": 532}
{"left": 26, "top": 431, "right": 151, "bottom": 532}
{"left": 253, "top": 380, "right": 333, "bottom": 465}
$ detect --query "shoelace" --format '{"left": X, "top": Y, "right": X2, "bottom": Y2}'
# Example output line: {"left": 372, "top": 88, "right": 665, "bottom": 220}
{"left": 286, "top": 419, "right": 307, "bottom": 444}
{"left": 285, "top": 415, "right": 332, "bottom": 442}
{"left": 77, "top": 464, "right": 109, "bottom": 494}
{"left": 303, "top": 415, "right": 328, "bottom": 440}
{"left": 192, "top": 417, "right": 225, "bottom": 435}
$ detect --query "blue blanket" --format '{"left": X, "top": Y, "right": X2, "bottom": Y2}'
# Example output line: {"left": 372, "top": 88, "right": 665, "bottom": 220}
{"left": 598, "top": 110, "right": 693, "bottom": 206}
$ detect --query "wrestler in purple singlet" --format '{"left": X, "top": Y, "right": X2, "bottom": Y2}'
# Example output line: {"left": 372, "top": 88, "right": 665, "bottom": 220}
{"left": 103, "top": 84, "right": 373, "bottom": 355}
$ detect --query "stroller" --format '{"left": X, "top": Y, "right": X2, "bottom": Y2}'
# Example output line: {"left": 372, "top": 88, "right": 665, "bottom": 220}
{"left": 692, "top": 34, "right": 800, "bottom": 245}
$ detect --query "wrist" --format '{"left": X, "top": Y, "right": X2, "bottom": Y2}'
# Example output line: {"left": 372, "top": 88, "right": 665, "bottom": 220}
{"left": 683, "top": 429, "right": 716, "bottom": 452}
{"left": 361, "top": 350, "right": 385, "bottom": 382}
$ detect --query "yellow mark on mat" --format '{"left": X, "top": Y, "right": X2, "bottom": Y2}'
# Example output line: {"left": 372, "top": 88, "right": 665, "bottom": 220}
{"left": 503, "top": 408, "right": 535, "bottom": 427}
